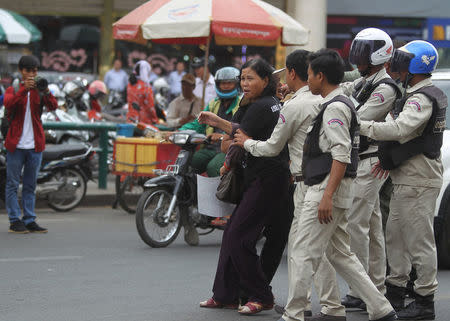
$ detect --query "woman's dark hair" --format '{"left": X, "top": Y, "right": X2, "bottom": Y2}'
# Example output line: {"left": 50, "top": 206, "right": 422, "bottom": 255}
{"left": 308, "top": 49, "right": 345, "bottom": 85}
{"left": 241, "top": 58, "right": 277, "bottom": 97}
{"left": 18, "top": 55, "right": 40, "bottom": 70}
{"left": 286, "top": 49, "right": 310, "bottom": 81}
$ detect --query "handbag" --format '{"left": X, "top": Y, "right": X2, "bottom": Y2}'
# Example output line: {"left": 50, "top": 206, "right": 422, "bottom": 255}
{"left": 216, "top": 168, "right": 242, "bottom": 204}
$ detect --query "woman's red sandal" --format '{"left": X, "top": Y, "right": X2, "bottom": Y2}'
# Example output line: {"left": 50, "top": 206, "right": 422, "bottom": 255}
{"left": 238, "top": 301, "right": 265, "bottom": 315}
{"left": 200, "top": 298, "right": 238, "bottom": 309}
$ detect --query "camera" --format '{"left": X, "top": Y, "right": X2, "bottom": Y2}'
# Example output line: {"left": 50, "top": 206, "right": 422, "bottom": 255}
{"left": 34, "top": 76, "right": 48, "bottom": 92}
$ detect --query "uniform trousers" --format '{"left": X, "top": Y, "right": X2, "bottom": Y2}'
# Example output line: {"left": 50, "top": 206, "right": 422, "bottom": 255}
{"left": 286, "top": 181, "right": 343, "bottom": 317}
{"left": 347, "top": 156, "right": 387, "bottom": 296}
{"left": 386, "top": 184, "right": 439, "bottom": 296}
{"left": 283, "top": 187, "right": 393, "bottom": 321}
{"left": 212, "top": 171, "right": 290, "bottom": 304}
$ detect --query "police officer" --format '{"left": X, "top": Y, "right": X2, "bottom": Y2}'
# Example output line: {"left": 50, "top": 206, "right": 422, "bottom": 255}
{"left": 338, "top": 28, "right": 401, "bottom": 309}
{"left": 279, "top": 49, "right": 396, "bottom": 321}
{"left": 233, "top": 50, "right": 342, "bottom": 318}
{"left": 360, "top": 40, "right": 447, "bottom": 320}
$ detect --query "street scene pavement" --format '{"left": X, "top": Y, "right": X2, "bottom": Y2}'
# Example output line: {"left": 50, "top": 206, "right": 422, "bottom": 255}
{"left": 1, "top": 205, "right": 450, "bottom": 321}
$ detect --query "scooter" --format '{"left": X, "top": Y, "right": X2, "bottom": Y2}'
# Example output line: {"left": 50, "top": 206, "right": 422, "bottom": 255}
{"left": 135, "top": 131, "right": 224, "bottom": 248}
{"left": 0, "top": 143, "right": 95, "bottom": 212}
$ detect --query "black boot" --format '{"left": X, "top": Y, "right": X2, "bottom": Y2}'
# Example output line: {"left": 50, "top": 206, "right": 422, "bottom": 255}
{"left": 341, "top": 295, "right": 365, "bottom": 310}
{"left": 385, "top": 283, "right": 406, "bottom": 312}
{"left": 397, "top": 293, "right": 435, "bottom": 320}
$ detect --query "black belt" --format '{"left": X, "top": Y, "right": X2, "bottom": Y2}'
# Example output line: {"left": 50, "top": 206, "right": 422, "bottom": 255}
{"left": 359, "top": 152, "right": 378, "bottom": 161}
{"left": 295, "top": 175, "right": 304, "bottom": 182}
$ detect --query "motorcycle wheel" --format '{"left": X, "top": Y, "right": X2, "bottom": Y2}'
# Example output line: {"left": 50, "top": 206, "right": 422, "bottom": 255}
{"left": 118, "top": 176, "right": 145, "bottom": 214}
{"left": 136, "top": 188, "right": 182, "bottom": 248}
{"left": 47, "top": 168, "right": 87, "bottom": 212}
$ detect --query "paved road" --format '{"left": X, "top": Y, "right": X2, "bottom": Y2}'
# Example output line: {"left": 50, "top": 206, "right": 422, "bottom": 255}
{"left": 1, "top": 207, "right": 450, "bottom": 321}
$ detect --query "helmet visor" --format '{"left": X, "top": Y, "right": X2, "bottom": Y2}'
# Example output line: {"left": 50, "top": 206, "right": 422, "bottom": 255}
{"left": 349, "top": 39, "right": 386, "bottom": 65}
{"left": 390, "top": 49, "right": 415, "bottom": 73}
{"left": 349, "top": 40, "right": 372, "bottom": 65}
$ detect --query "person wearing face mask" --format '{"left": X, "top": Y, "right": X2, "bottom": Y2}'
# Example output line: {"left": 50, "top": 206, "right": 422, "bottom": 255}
{"left": 126, "top": 60, "right": 158, "bottom": 125}
{"left": 360, "top": 40, "right": 447, "bottom": 320}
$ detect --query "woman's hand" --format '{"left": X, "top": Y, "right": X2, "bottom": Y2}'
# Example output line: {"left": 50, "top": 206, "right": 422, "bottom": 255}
{"left": 371, "top": 161, "right": 389, "bottom": 179}
{"left": 318, "top": 192, "right": 333, "bottom": 224}
{"left": 207, "top": 133, "right": 224, "bottom": 142}
{"left": 233, "top": 129, "right": 251, "bottom": 148}
{"left": 219, "top": 166, "right": 228, "bottom": 176}
{"left": 197, "top": 111, "right": 221, "bottom": 127}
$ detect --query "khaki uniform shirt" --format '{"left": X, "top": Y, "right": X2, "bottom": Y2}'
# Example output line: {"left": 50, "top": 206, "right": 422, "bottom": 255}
{"left": 304, "top": 87, "right": 357, "bottom": 209}
{"left": 243, "top": 86, "right": 321, "bottom": 176}
{"left": 360, "top": 78, "right": 443, "bottom": 188}
{"left": 166, "top": 95, "right": 203, "bottom": 128}
{"left": 341, "top": 68, "right": 397, "bottom": 155}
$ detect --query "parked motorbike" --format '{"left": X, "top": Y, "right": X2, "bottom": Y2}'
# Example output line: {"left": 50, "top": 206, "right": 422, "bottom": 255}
{"left": 0, "top": 143, "right": 95, "bottom": 212}
{"left": 135, "top": 131, "right": 225, "bottom": 248}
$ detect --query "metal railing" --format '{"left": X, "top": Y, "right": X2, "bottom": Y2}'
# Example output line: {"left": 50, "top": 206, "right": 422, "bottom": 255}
{"left": 43, "top": 122, "right": 117, "bottom": 189}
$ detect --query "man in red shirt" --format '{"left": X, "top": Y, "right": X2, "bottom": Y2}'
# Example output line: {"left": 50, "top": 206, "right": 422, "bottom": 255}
{"left": 4, "top": 55, "right": 58, "bottom": 233}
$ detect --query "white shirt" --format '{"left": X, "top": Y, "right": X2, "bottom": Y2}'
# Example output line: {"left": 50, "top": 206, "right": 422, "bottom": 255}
{"left": 193, "top": 74, "right": 216, "bottom": 106}
{"left": 17, "top": 92, "right": 35, "bottom": 149}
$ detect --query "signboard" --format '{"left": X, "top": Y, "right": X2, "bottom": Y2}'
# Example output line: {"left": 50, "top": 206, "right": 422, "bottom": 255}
{"left": 427, "top": 18, "right": 450, "bottom": 48}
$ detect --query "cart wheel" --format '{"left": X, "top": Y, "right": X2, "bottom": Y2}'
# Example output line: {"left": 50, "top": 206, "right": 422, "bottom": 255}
{"left": 118, "top": 176, "right": 145, "bottom": 214}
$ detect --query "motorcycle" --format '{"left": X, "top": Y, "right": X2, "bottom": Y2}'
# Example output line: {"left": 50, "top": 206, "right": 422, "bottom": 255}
{"left": 0, "top": 143, "right": 95, "bottom": 212}
{"left": 135, "top": 131, "right": 224, "bottom": 248}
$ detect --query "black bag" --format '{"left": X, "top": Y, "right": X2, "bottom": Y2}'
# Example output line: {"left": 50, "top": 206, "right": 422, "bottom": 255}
{"left": 215, "top": 168, "right": 243, "bottom": 204}
{"left": 1, "top": 109, "right": 13, "bottom": 139}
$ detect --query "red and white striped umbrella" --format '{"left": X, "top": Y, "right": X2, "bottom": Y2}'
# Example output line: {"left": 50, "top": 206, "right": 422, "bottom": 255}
{"left": 113, "top": 0, "right": 309, "bottom": 46}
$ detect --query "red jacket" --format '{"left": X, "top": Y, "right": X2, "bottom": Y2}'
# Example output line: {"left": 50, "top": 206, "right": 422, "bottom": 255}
{"left": 126, "top": 80, "right": 158, "bottom": 125}
{"left": 4, "top": 84, "right": 58, "bottom": 152}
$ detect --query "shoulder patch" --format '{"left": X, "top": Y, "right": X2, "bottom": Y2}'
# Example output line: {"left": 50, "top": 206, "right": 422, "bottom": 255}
{"left": 407, "top": 100, "right": 421, "bottom": 111}
{"left": 372, "top": 92, "right": 385, "bottom": 103}
{"left": 271, "top": 104, "right": 281, "bottom": 113}
{"left": 279, "top": 114, "right": 286, "bottom": 124}
{"left": 327, "top": 118, "right": 344, "bottom": 126}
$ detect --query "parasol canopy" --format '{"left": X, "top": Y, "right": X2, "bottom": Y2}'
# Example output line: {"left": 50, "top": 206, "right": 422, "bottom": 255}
{"left": 113, "top": 0, "right": 309, "bottom": 46}
{"left": 0, "top": 8, "right": 42, "bottom": 44}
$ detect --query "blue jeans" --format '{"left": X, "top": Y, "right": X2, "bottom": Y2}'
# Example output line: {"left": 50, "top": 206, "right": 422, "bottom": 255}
{"left": 6, "top": 149, "right": 42, "bottom": 225}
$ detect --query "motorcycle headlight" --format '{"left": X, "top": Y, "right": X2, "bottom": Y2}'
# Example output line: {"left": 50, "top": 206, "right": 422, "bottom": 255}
{"left": 169, "top": 133, "right": 189, "bottom": 145}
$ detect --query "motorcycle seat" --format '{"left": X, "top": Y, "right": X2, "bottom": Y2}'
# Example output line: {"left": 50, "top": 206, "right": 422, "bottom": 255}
{"left": 43, "top": 144, "right": 89, "bottom": 161}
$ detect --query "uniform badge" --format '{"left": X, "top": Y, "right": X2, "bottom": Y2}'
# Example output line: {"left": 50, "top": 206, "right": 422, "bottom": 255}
{"left": 372, "top": 93, "right": 385, "bottom": 103}
{"left": 407, "top": 100, "right": 421, "bottom": 111}
{"left": 327, "top": 118, "right": 343, "bottom": 126}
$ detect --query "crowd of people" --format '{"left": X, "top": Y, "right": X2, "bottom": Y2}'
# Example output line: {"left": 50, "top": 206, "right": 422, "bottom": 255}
{"left": 193, "top": 28, "right": 445, "bottom": 321}
{"left": 3, "top": 26, "right": 446, "bottom": 321}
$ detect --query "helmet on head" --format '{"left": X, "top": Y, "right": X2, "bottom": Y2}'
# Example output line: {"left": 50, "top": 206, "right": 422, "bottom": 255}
{"left": 153, "top": 77, "right": 170, "bottom": 96}
{"left": 349, "top": 28, "right": 393, "bottom": 66}
{"left": 214, "top": 67, "right": 240, "bottom": 99}
{"left": 63, "top": 81, "right": 84, "bottom": 99}
{"left": 390, "top": 40, "right": 439, "bottom": 74}
{"left": 88, "top": 80, "right": 107, "bottom": 99}
{"left": 191, "top": 56, "right": 216, "bottom": 70}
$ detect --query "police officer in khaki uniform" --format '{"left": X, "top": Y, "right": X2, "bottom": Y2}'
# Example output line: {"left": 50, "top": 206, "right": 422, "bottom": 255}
{"left": 279, "top": 49, "right": 396, "bottom": 321}
{"left": 234, "top": 50, "right": 343, "bottom": 318}
{"left": 360, "top": 40, "right": 447, "bottom": 320}
{"left": 336, "top": 28, "right": 400, "bottom": 309}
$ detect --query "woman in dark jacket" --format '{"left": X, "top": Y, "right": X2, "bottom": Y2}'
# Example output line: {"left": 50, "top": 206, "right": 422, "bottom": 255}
{"left": 198, "top": 58, "right": 290, "bottom": 315}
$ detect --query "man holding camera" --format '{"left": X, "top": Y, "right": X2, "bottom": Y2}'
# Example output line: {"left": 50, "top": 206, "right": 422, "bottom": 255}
{"left": 4, "top": 55, "right": 57, "bottom": 233}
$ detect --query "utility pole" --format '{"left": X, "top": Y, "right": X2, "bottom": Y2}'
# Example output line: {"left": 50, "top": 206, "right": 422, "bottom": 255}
{"left": 99, "top": 0, "right": 114, "bottom": 78}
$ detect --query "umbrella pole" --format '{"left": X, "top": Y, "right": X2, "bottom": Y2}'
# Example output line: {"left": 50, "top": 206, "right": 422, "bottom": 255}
{"left": 201, "top": 36, "right": 211, "bottom": 107}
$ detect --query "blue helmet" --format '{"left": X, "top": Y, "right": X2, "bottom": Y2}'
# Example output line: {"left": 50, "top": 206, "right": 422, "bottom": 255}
{"left": 214, "top": 67, "right": 240, "bottom": 99}
{"left": 391, "top": 40, "right": 439, "bottom": 74}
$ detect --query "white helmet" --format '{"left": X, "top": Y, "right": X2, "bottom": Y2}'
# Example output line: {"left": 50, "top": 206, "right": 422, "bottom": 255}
{"left": 349, "top": 28, "right": 393, "bottom": 66}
